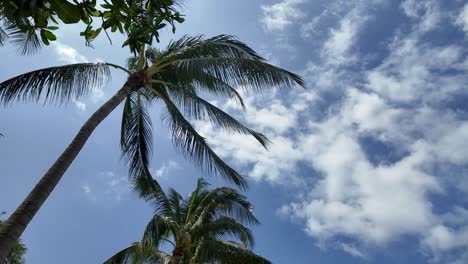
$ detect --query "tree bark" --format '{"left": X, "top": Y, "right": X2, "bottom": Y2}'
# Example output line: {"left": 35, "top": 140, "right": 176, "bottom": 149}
{"left": 0, "top": 81, "right": 135, "bottom": 261}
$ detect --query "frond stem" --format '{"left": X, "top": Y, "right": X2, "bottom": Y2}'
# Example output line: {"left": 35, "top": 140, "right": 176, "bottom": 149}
{"left": 105, "top": 63, "right": 131, "bottom": 75}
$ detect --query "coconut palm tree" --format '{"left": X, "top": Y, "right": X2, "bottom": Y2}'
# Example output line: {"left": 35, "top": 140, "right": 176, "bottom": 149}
{"left": 104, "top": 178, "right": 270, "bottom": 264}
{"left": 0, "top": 213, "right": 26, "bottom": 264}
{"left": 0, "top": 34, "right": 304, "bottom": 260}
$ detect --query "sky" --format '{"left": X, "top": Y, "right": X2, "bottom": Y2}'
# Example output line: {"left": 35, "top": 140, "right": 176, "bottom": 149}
{"left": 2, "top": 0, "right": 468, "bottom": 263}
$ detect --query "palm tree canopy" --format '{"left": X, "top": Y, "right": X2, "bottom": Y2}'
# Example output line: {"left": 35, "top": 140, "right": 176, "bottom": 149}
{"left": 0, "top": 34, "right": 304, "bottom": 190}
{"left": 122, "top": 34, "right": 304, "bottom": 190}
{"left": 104, "top": 178, "right": 271, "bottom": 264}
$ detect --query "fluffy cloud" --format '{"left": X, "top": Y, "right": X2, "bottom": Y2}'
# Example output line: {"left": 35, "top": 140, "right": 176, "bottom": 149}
{"left": 53, "top": 42, "right": 88, "bottom": 64}
{"left": 260, "top": 0, "right": 305, "bottom": 31}
{"left": 203, "top": 0, "right": 468, "bottom": 262}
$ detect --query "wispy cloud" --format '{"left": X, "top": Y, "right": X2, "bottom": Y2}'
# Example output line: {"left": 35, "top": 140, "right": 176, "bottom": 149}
{"left": 82, "top": 171, "right": 129, "bottom": 202}
{"left": 152, "top": 160, "right": 180, "bottom": 178}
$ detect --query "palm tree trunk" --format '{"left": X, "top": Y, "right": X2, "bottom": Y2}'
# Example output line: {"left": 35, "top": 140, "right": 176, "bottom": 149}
{"left": 0, "top": 80, "right": 136, "bottom": 261}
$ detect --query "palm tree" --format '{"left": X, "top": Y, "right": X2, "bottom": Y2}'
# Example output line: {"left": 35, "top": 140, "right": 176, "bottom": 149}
{"left": 0, "top": 34, "right": 304, "bottom": 260}
{"left": 104, "top": 178, "right": 270, "bottom": 264}
{"left": 0, "top": 213, "right": 27, "bottom": 264}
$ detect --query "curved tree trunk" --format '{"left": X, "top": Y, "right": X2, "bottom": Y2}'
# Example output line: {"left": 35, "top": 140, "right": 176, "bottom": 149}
{"left": 0, "top": 81, "right": 135, "bottom": 261}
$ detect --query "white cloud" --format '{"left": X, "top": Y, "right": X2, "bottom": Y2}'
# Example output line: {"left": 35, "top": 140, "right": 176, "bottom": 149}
{"left": 53, "top": 42, "right": 88, "bottom": 64}
{"left": 82, "top": 171, "right": 129, "bottom": 202}
{"left": 153, "top": 160, "right": 179, "bottom": 178}
{"left": 73, "top": 99, "right": 87, "bottom": 112}
{"left": 201, "top": 1, "right": 468, "bottom": 262}
{"left": 81, "top": 184, "right": 96, "bottom": 201}
{"left": 340, "top": 243, "right": 367, "bottom": 259}
{"left": 366, "top": 37, "right": 466, "bottom": 103}
{"left": 456, "top": 3, "right": 468, "bottom": 34}
{"left": 401, "top": 0, "right": 442, "bottom": 32}
{"left": 260, "top": 0, "right": 305, "bottom": 31}
{"left": 322, "top": 8, "right": 364, "bottom": 65}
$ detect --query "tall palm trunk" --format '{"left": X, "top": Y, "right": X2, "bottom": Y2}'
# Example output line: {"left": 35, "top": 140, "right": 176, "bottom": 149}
{"left": 0, "top": 79, "right": 136, "bottom": 261}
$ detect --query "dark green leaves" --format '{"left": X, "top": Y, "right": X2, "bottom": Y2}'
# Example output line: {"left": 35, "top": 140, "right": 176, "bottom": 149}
{"left": 0, "top": 63, "right": 110, "bottom": 105}
{"left": 105, "top": 179, "right": 269, "bottom": 264}
{"left": 0, "top": 0, "right": 185, "bottom": 54}
{"left": 121, "top": 91, "right": 153, "bottom": 184}
{"left": 49, "top": 0, "right": 81, "bottom": 24}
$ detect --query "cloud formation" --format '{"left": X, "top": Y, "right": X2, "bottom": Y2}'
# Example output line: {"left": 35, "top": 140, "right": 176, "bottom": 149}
{"left": 201, "top": 0, "right": 468, "bottom": 262}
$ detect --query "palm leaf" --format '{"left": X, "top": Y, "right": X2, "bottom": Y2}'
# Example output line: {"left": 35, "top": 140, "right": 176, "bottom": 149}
{"left": 9, "top": 29, "right": 41, "bottom": 55}
{"left": 190, "top": 187, "right": 258, "bottom": 226}
{"left": 121, "top": 90, "right": 153, "bottom": 183}
{"left": 168, "top": 87, "right": 269, "bottom": 148}
{"left": 141, "top": 215, "right": 173, "bottom": 248}
{"left": 0, "top": 25, "right": 7, "bottom": 46}
{"left": 191, "top": 216, "right": 255, "bottom": 249}
{"left": 157, "top": 35, "right": 263, "bottom": 63}
{"left": 171, "top": 57, "right": 304, "bottom": 91}
{"left": 120, "top": 91, "right": 174, "bottom": 216}
{"left": 155, "top": 86, "right": 248, "bottom": 189}
{"left": 103, "top": 244, "right": 140, "bottom": 264}
{"left": 198, "top": 240, "right": 271, "bottom": 264}
{"left": 0, "top": 63, "right": 110, "bottom": 105}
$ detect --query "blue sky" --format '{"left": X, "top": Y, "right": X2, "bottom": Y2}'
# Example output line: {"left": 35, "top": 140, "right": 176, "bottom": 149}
{"left": 2, "top": 0, "right": 468, "bottom": 263}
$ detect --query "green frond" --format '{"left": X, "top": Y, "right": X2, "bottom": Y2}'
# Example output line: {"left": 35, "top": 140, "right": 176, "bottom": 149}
{"left": 160, "top": 35, "right": 263, "bottom": 63}
{"left": 133, "top": 178, "right": 172, "bottom": 217}
{"left": 168, "top": 188, "right": 184, "bottom": 223}
{"left": 171, "top": 57, "right": 304, "bottom": 91}
{"left": 0, "top": 63, "right": 110, "bottom": 105}
{"left": 191, "top": 216, "right": 255, "bottom": 249}
{"left": 168, "top": 88, "right": 270, "bottom": 149}
{"left": 121, "top": 91, "right": 153, "bottom": 183}
{"left": 120, "top": 91, "right": 175, "bottom": 216}
{"left": 9, "top": 29, "right": 41, "bottom": 55}
{"left": 141, "top": 215, "right": 173, "bottom": 248}
{"left": 198, "top": 240, "right": 271, "bottom": 264}
{"left": 145, "top": 251, "right": 172, "bottom": 264}
{"left": 154, "top": 70, "right": 246, "bottom": 109}
{"left": 156, "top": 87, "right": 248, "bottom": 189}
{"left": 190, "top": 187, "right": 259, "bottom": 226}
{"left": 103, "top": 244, "right": 140, "bottom": 264}
{"left": 185, "top": 178, "right": 210, "bottom": 224}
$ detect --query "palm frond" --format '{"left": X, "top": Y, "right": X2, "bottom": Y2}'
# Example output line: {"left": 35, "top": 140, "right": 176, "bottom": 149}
{"left": 171, "top": 57, "right": 304, "bottom": 92}
{"left": 121, "top": 90, "right": 153, "bottom": 182}
{"left": 191, "top": 187, "right": 259, "bottom": 226}
{"left": 9, "top": 29, "right": 41, "bottom": 55}
{"left": 156, "top": 86, "right": 248, "bottom": 189}
{"left": 145, "top": 251, "right": 172, "bottom": 264}
{"left": 191, "top": 216, "right": 255, "bottom": 249}
{"left": 168, "top": 88, "right": 269, "bottom": 149}
{"left": 142, "top": 215, "right": 173, "bottom": 248}
{"left": 168, "top": 188, "right": 184, "bottom": 223}
{"left": 0, "top": 63, "right": 110, "bottom": 105}
{"left": 103, "top": 244, "right": 140, "bottom": 264}
{"left": 198, "top": 240, "right": 271, "bottom": 264}
{"left": 121, "top": 91, "right": 174, "bottom": 215}
{"left": 184, "top": 178, "right": 209, "bottom": 224}
{"left": 154, "top": 70, "right": 246, "bottom": 110}
{"left": 159, "top": 35, "right": 263, "bottom": 63}
{"left": 0, "top": 25, "right": 7, "bottom": 46}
